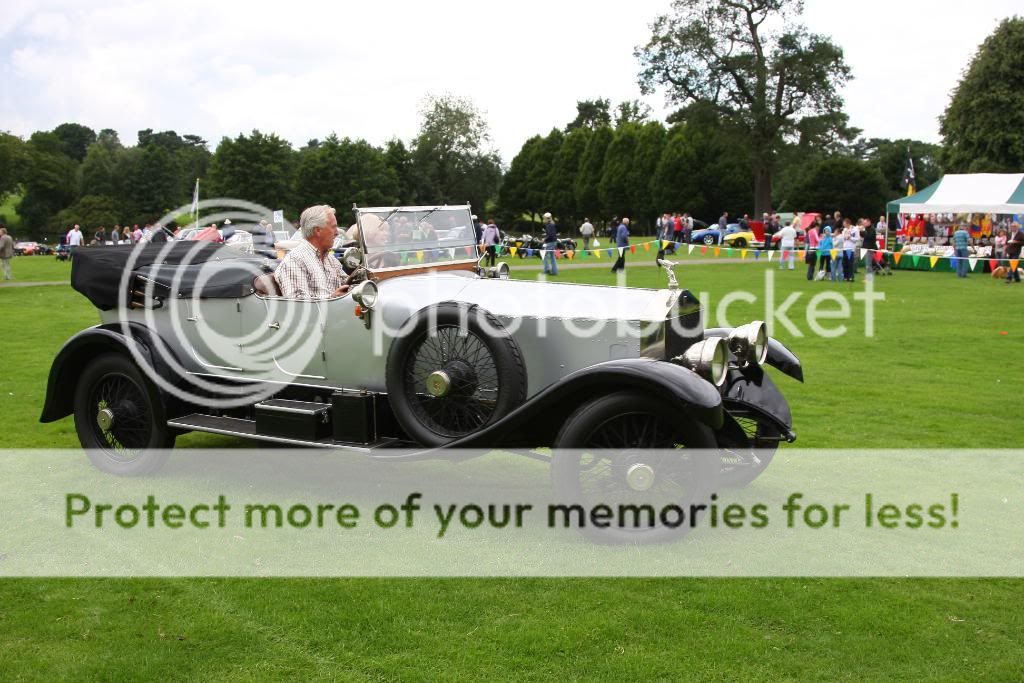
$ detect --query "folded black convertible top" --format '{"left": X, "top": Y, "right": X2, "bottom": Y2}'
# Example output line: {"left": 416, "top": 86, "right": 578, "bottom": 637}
{"left": 71, "top": 242, "right": 265, "bottom": 310}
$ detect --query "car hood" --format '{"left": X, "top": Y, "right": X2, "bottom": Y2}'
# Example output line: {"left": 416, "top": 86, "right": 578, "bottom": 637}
{"left": 376, "top": 272, "right": 680, "bottom": 322}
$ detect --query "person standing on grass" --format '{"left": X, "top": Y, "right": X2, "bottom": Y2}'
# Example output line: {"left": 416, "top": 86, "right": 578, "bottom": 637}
{"left": 818, "top": 226, "right": 833, "bottom": 281}
{"left": 844, "top": 218, "right": 860, "bottom": 281}
{"left": 0, "top": 226, "right": 14, "bottom": 280}
{"left": 775, "top": 218, "right": 797, "bottom": 270}
{"left": 611, "top": 217, "right": 630, "bottom": 273}
{"left": 1006, "top": 223, "right": 1024, "bottom": 284}
{"left": 861, "top": 219, "right": 878, "bottom": 278}
{"left": 480, "top": 218, "right": 501, "bottom": 267}
{"left": 542, "top": 212, "right": 558, "bottom": 276}
{"left": 66, "top": 224, "right": 83, "bottom": 258}
{"left": 579, "top": 217, "right": 594, "bottom": 251}
{"left": 952, "top": 223, "right": 971, "bottom": 278}
{"left": 805, "top": 217, "right": 820, "bottom": 280}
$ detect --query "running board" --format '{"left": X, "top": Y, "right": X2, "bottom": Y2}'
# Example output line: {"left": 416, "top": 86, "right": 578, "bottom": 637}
{"left": 167, "top": 413, "right": 402, "bottom": 453}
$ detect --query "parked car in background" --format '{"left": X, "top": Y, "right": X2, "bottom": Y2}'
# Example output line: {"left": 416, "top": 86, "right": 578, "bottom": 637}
{"left": 14, "top": 241, "right": 39, "bottom": 255}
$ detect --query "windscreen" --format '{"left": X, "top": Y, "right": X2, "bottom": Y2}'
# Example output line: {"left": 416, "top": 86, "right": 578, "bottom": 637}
{"left": 357, "top": 207, "right": 479, "bottom": 269}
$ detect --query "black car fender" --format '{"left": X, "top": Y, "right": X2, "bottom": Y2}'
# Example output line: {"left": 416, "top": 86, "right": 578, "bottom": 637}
{"left": 39, "top": 322, "right": 181, "bottom": 423}
{"left": 446, "top": 357, "right": 724, "bottom": 450}
{"left": 704, "top": 327, "right": 804, "bottom": 382}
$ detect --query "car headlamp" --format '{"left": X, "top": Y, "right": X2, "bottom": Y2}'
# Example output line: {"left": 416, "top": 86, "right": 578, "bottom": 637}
{"left": 352, "top": 280, "right": 378, "bottom": 310}
{"left": 489, "top": 262, "right": 510, "bottom": 280}
{"left": 676, "top": 337, "right": 728, "bottom": 386}
{"left": 728, "top": 321, "right": 768, "bottom": 366}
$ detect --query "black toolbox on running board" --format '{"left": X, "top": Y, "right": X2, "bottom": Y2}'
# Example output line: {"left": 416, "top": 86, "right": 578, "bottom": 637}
{"left": 255, "top": 399, "right": 332, "bottom": 441}
{"left": 331, "top": 390, "right": 377, "bottom": 444}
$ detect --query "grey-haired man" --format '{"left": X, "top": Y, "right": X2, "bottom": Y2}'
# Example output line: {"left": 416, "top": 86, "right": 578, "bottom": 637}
{"left": 274, "top": 205, "right": 351, "bottom": 299}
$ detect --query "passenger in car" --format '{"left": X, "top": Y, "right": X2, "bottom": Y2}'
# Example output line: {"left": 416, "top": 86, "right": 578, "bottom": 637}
{"left": 274, "top": 204, "right": 351, "bottom": 299}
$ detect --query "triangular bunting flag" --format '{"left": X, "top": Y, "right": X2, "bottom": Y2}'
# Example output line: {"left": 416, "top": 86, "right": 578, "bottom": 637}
{"left": 567, "top": 250, "right": 574, "bottom": 260}
{"left": 989, "top": 259, "right": 998, "bottom": 271}
{"left": 416, "top": 251, "right": 424, "bottom": 262}
{"left": 767, "top": 251, "right": 774, "bottom": 262}
{"left": 700, "top": 246, "right": 707, "bottom": 256}
{"left": 754, "top": 250, "right": 761, "bottom": 260}
{"left": 893, "top": 252, "right": 903, "bottom": 265}
{"left": 642, "top": 243, "right": 650, "bottom": 252}
{"left": 1011, "top": 259, "right": 1020, "bottom": 271}
{"left": 618, "top": 247, "right": 626, "bottom": 256}
{"left": 929, "top": 256, "right": 939, "bottom": 268}
{"left": 714, "top": 247, "right": 721, "bottom": 257}
{"left": 464, "top": 246, "right": 474, "bottom": 256}
{"left": 661, "top": 240, "right": 669, "bottom": 249}
{"left": 581, "top": 249, "right": 588, "bottom": 258}
{"left": 554, "top": 249, "right": 561, "bottom": 259}
{"left": 688, "top": 244, "right": 695, "bottom": 255}
{"left": 510, "top": 247, "right": 517, "bottom": 257}
{"left": 782, "top": 250, "right": 789, "bottom": 260}
{"left": 862, "top": 249, "right": 871, "bottom": 262}
{"left": 874, "top": 251, "right": 883, "bottom": 263}
{"left": 968, "top": 257, "right": 978, "bottom": 271}
{"left": 448, "top": 248, "right": 456, "bottom": 259}
{"left": 629, "top": 244, "right": 636, "bottom": 254}
{"left": 606, "top": 248, "right": 614, "bottom": 258}
{"left": 911, "top": 255, "right": 919, "bottom": 266}
{"left": 830, "top": 249, "right": 837, "bottom": 260}
{"left": 741, "top": 249, "right": 748, "bottom": 259}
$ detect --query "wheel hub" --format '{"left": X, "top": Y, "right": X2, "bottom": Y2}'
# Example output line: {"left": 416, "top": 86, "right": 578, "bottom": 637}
{"left": 96, "top": 407, "right": 115, "bottom": 431}
{"left": 626, "top": 463, "right": 655, "bottom": 492}
{"left": 425, "top": 370, "right": 451, "bottom": 397}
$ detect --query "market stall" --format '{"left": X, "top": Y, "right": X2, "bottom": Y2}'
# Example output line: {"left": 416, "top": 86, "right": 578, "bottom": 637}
{"left": 885, "top": 173, "right": 1024, "bottom": 272}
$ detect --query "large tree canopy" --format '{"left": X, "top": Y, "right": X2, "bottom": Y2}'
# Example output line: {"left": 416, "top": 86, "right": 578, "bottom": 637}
{"left": 635, "top": 0, "right": 851, "bottom": 215}
{"left": 410, "top": 94, "right": 501, "bottom": 214}
{"left": 940, "top": 17, "right": 1024, "bottom": 173}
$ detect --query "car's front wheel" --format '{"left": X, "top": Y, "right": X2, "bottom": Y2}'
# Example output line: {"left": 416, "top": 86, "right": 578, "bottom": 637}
{"left": 702, "top": 234, "right": 716, "bottom": 246}
{"left": 552, "top": 391, "right": 720, "bottom": 543}
{"left": 386, "top": 303, "right": 527, "bottom": 447}
{"left": 73, "top": 353, "right": 174, "bottom": 475}
{"left": 733, "top": 237, "right": 747, "bottom": 248}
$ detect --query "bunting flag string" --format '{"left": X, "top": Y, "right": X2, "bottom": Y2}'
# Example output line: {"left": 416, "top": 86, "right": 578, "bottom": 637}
{"left": 464, "top": 238, "right": 1021, "bottom": 274}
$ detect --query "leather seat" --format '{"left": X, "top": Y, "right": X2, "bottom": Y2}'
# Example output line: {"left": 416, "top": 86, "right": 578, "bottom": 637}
{"left": 253, "top": 273, "right": 282, "bottom": 297}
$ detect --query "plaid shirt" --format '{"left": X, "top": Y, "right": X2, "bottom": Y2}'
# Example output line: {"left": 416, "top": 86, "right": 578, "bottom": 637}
{"left": 274, "top": 239, "right": 345, "bottom": 299}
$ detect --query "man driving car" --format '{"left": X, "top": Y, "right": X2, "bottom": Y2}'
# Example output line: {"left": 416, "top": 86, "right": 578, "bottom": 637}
{"left": 274, "top": 204, "right": 351, "bottom": 299}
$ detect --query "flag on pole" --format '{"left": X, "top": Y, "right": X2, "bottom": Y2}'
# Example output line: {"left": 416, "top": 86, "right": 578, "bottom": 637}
{"left": 901, "top": 147, "right": 916, "bottom": 196}
{"left": 191, "top": 178, "right": 199, "bottom": 214}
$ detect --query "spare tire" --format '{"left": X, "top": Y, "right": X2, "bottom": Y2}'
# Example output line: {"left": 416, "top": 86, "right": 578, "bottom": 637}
{"left": 385, "top": 303, "right": 527, "bottom": 447}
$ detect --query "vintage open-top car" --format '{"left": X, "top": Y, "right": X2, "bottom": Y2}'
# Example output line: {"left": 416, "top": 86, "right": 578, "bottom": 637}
{"left": 42, "top": 204, "right": 802, "bottom": 537}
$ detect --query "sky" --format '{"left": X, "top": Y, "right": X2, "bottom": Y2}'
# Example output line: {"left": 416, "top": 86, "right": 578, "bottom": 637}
{"left": 1, "top": 0, "right": 1020, "bottom": 161}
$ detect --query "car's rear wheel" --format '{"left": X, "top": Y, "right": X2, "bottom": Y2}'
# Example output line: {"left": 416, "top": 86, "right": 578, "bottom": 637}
{"left": 702, "top": 234, "right": 716, "bottom": 246}
{"left": 386, "top": 303, "right": 527, "bottom": 447}
{"left": 73, "top": 353, "right": 174, "bottom": 476}
{"left": 733, "top": 237, "right": 747, "bottom": 248}
{"left": 552, "top": 391, "right": 720, "bottom": 543}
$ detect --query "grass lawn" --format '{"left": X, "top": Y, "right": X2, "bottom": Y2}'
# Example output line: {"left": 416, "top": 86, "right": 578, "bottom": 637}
{"left": 1, "top": 257, "right": 1023, "bottom": 679}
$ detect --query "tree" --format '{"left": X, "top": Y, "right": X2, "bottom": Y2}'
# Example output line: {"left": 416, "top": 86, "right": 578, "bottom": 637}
{"left": 384, "top": 138, "right": 415, "bottom": 203}
{"left": 18, "top": 133, "right": 78, "bottom": 235}
{"left": 575, "top": 126, "right": 613, "bottom": 220}
{"left": 787, "top": 157, "right": 888, "bottom": 220}
{"left": 497, "top": 135, "right": 543, "bottom": 225}
{"left": 636, "top": 0, "right": 851, "bottom": 215}
{"left": 629, "top": 121, "right": 667, "bottom": 228}
{"left": 207, "top": 130, "right": 296, "bottom": 211}
{"left": 52, "top": 123, "right": 97, "bottom": 162}
{"left": 80, "top": 142, "right": 121, "bottom": 198}
{"left": 599, "top": 124, "right": 640, "bottom": 218}
{"left": 940, "top": 17, "right": 1024, "bottom": 172}
{"left": 294, "top": 135, "right": 399, "bottom": 214}
{"left": 614, "top": 100, "right": 652, "bottom": 127}
{"left": 854, "top": 138, "right": 941, "bottom": 200}
{"left": 546, "top": 127, "right": 592, "bottom": 226}
{"left": 0, "top": 132, "right": 29, "bottom": 202}
{"left": 409, "top": 94, "right": 502, "bottom": 214}
{"left": 566, "top": 99, "right": 612, "bottom": 131}
{"left": 525, "top": 129, "right": 563, "bottom": 217}
{"left": 54, "top": 195, "right": 123, "bottom": 231}
{"left": 652, "top": 117, "right": 752, "bottom": 220}
{"left": 123, "top": 144, "right": 183, "bottom": 222}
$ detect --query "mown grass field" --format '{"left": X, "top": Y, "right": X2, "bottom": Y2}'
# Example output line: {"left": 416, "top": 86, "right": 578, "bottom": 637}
{"left": 1, "top": 255, "right": 1023, "bottom": 679}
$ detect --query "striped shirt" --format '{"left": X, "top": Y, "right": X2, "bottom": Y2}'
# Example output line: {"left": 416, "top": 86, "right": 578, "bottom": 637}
{"left": 274, "top": 239, "right": 345, "bottom": 299}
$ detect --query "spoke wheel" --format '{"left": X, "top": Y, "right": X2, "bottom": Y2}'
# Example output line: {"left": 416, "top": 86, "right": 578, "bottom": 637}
{"left": 718, "top": 412, "right": 781, "bottom": 488}
{"left": 386, "top": 303, "right": 526, "bottom": 446}
{"left": 552, "top": 391, "right": 719, "bottom": 544}
{"left": 74, "top": 353, "right": 174, "bottom": 475}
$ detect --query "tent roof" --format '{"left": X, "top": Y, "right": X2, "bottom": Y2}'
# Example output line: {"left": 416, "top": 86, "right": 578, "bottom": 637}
{"left": 887, "top": 173, "right": 1024, "bottom": 214}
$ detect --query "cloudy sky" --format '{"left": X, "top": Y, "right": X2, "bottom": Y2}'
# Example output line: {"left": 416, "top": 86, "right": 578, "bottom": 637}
{"left": 1, "top": 0, "right": 1019, "bottom": 160}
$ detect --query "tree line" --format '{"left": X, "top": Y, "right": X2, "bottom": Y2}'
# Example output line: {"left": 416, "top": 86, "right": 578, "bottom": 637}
{"left": 0, "top": 6, "right": 1020, "bottom": 239}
